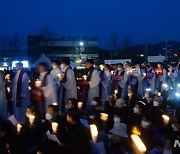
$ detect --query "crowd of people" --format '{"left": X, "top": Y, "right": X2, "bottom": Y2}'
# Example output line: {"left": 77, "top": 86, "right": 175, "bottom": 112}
{"left": 0, "top": 58, "right": 180, "bottom": 154}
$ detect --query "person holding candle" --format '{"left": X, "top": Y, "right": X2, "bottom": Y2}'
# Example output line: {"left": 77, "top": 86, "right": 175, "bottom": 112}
{"left": 83, "top": 59, "right": 100, "bottom": 109}
{"left": 129, "top": 101, "right": 145, "bottom": 130}
{"left": 151, "top": 96, "right": 166, "bottom": 126}
{"left": 116, "top": 63, "right": 125, "bottom": 98}
{"left": 50, "top": 60, "right": 62, "bottom": 105}
{"left": 104, "top": 95, "right": 117, "bottom": 131}
{"left": 134, "top": 63, "right": 146, "bottom": 96}
{"left": 95, "top": 64, "right": 109, "bottom": 103}
{"left": 38, "top": 62, "right": 57, "bottom": 117}
{"left": 121, "top": 61, "right": 133, "bottom": 98}
{"left": 62, "top": 109, "right": 91, "bottom": 154}
{"left": 12, "top": 62, "right": 30, "bottom": 123}
{"left": 50, "top": 60, "right": 62, "bottom": 80}
{"left": 43, "top": 104, "right": 64, "bottom": 135}
{"left": 88, "top": 97, "right": 103, "bottom": 131}
{"left": 19, "top": 105, "right": 43, "bottom": 153}
{"left": 167, "top": 65, "right": 178, "bottom": 89}
{"left": 60, "top": 58, "right": 77, "bottom": 113}
{"left": 140, "top": 113, "right": 163, "bottom": 152}
{"left": 104, "top": 64, "right": 113, "bottom": 96}
{"left": 155, "top": 63, "right": 167, "bottom": 91}
{"left": 125, "top": 86, "right": 141, "bottom": 114}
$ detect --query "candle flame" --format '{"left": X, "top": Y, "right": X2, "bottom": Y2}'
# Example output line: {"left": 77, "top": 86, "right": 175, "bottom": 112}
{"left": 132, "top": 126, "right": 141, "bottom": 136}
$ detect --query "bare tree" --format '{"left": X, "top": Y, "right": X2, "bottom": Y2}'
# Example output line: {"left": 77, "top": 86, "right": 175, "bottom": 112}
{"left": 0, "top": 33, "right": 23, "bottom": 50}
{"left": 39, "top": 24, "right": 55, "bottom": 39}
{"left": 121, "top": 36, "right": 132, "bottom": 50}
{"left": 120, "top": 36, "right": 132, "bottom": 58}
{"left": 110, "top": 33, "right": 119, "bottom": 59}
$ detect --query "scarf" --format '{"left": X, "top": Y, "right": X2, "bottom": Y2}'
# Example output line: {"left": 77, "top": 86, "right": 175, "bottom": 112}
{"left": 16, "top": 70, "right": 24, "bottom": 107}
{"left": 99, "top": 70, "right": 104, "bottom": 99}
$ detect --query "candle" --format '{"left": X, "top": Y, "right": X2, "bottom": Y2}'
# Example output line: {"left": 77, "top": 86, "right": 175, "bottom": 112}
{"left": 57, "top": 74, "right": 62, "bottom": 79}
{"left": 5, "top": 74, "right": 10, "bottom": 80}
{"left": 7, "top": 87, "right": 11, "bottom": 93}
{"left": 28, "top": 86, "right": 31, "bottom": 90}
{"left": 29, "top": 115, "right": 35, "bottom": 125}
{"left": 17, "top": 124, "right": 22, "bottom": 133}
{"left": 90, "top": 124, "right": 98, "bottom": 142}
{"left": 131, "top": 134, "right": 147, "bottom": 153}
{"left": 145, "top": 88, "right": 151, "bottom": 92}
{"left": 52, "top": 122, "right": 58, "bottom": 133}
{"left": 158, "top": 92, "right": 161, "bottom": 96}
{"left": 162, "top": 84, "right": 168, "bottom": 88}
{"left": 114, "top": 90, "right": 118, "bottom": 95}
{"left": 162, "top": 115, "right": 169, "bottom": 125}
{"left": 83, "top": 75, "right": 87, "bottom": 81}
{"left": 35, "top": 80, "right": 41, "bottom": 87}
{"left": 100, "top": 113, "right": 108, "bottom": 121}
{"left": 52, "top": 102, "right": 58, "bottom": 105}
{"left": 78, "top": 102, "right": 83, "bottom": 109}
{"left": 143, "top": 73, "right": 146, "bottom": 77}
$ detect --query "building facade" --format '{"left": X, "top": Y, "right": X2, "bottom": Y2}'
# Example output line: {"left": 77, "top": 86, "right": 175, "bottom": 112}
{"left": 28, "top": 35, "right": 99, "bottom": 64}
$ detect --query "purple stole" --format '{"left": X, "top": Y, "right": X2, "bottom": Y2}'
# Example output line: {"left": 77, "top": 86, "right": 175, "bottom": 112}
{"left": 16, "top": 70, "right": 24, "bottom": 107}
{"left": 146, "top": 68, "right": 154, "bottom": 80}
{"left": 87, "top": 67, "right": 95, "bottom": 82}
{"left": 99, "top": 70, "right": 104, "bottom": 99}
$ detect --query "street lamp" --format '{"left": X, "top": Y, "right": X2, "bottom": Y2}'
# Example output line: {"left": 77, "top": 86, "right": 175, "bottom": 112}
{"left": 80, "top": 42, "right": 84, "bottom": 46}
{"left": 79, "top": 41, "right": 88, "bottom": 58}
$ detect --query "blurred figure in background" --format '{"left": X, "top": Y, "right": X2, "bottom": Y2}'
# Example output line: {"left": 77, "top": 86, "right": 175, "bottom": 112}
{"left": 38, "top": 62, "right": 57, "bottom": 118}
{"left": 12, "top": 62, "right": 30, "bottom": 123}
{"left": 104, "top": 64, "right": 112, "bottom": 96}
{"left": 60, "top": 58, "right": 77, "bottom": 113}
{"left": 50, "top": 60, "right": 62, "bottom": 106}
{"left": 84, "top": 59, "right": 100, "bottom": 108}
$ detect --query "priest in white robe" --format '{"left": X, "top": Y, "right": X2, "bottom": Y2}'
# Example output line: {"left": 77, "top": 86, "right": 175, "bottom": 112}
{"left": 95, "top": 64, "right": 109, "bottom": 103}
{"left": 50, "top": 60, "right": 62, "bottom": 105}
{"left": 60, "top": 58, "right": 77, "bottom": 112}
{"left": 104, "top": 64, "right": 113, "bottom": 96}
{"left": 12, "top": 62, "right": 30, "bottom": 123}
{"left": 120, "top": 62, "right": 132, "bottom": 98}
{"left": 84, "top": 59, "right": 100, "bottom": 108}
{"left": 0, "top": 72, "right": 7, "bottom": 120}
{"left": 38, "top": 62, "right": 57, "bottom": 117}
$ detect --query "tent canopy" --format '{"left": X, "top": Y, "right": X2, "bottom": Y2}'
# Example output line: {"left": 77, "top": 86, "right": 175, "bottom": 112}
{"left": 31, "top": 54, "right": 52, "bottom": 68}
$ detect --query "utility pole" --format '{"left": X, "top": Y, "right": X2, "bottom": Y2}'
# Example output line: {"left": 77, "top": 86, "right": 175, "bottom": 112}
{"left": 145, "top": 35, "right": 148, "bottom": 62}
{"left": 165, "top": 40, "right": 168, "bottom": 58}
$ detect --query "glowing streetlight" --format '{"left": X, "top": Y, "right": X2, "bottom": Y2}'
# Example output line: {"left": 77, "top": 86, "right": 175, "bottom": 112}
{"left": 79, "top": 42, "right": 84, "bottom": 46}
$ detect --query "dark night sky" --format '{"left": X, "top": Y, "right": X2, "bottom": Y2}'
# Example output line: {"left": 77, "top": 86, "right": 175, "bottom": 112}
{"left": 0, "top": 0, "right": 180, "bottom": 48}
